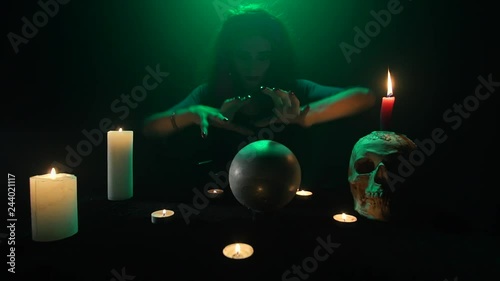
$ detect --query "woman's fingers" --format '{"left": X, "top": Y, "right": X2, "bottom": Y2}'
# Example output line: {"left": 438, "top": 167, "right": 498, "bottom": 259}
{"left": 200, "top": 113, "right": 209, "bottom": 138}
{"left": 253, "top": 91, "right": 304, "bottom": 127}
{"left": 261, "top": 87, "right": 284, "bottom": 107}
{"left": 208, "top": 114, "right": 229, "bottom": 126}
{"left": 289, "top": 92, "right": 301, "bottom": 115}
{"left": 261, "top": 87, "right": 293, "bottom": 112}
{"left": 223, "top": 95, "right": 251, "bottom": 106}
{"left": 218, "top": 113, "right": 229, "bottom": 122}
{"left": 220, "top": 95, "right": 252, "bottom": 120}
{"left": 273, "top": 88, "right": 292, "bottom": 107}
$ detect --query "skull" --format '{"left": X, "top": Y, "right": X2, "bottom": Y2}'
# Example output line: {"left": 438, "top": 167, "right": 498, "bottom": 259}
{"left": 347, "top": 131, "right": 417, "bottom": 221}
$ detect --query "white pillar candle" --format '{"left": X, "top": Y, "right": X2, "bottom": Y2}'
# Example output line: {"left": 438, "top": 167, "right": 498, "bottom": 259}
{"left": 107, "top": 128, "right": 133, "bottom": 200}
{"left": 30, "top": 168, "right": 78, "bottom": 242}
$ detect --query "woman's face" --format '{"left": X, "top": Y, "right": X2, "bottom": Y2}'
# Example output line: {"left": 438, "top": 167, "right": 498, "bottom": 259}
{"left": 231, "top": 35, "right": 272, "bottom": 92}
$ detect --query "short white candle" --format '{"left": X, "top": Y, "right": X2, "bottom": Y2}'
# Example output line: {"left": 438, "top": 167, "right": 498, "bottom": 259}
{"left": 151, "top": 209, "right": 175, "bottom": 224}
{"left": 333, "top": 213, "right": 357, "bottom": 223}
{"left": 206, "top": 188, "right": 224, "bottom": 198}
{"left": 30, "top": 168, "right": 78, "bottom": 242}
{"left": 223, "top": 243, "right": 254, "bottom": 259}
{"left": 296, "top": 189, "right": 313, "bottom": 197}
{"left": 107, "top": 128, "right": 133, "bottom": 200}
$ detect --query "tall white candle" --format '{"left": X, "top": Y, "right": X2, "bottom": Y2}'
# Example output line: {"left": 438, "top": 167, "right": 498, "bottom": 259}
{"left": 107, "top": 128, "right": 133, "bottom": 200}
{"left": 30, "top": 168, "right": 78, "bottom": 242}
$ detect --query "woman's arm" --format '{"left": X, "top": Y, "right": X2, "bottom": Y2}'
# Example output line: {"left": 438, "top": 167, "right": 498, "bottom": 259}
{"left": 143, "top": 86, "right": 204, "bottom": 137}
{"left": 303, "top": 86, "right": 375, "bottom": 127}
{"left": 143, "top": 84, "right": 254, "bottom": 138}
{"left": 254, "top": 81, "right": 375, "bottom": 128}
{"left": 143, "top": 107, "right": 197, "bottom": 137}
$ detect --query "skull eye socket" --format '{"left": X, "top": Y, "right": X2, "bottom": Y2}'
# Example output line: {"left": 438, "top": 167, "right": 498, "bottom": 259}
{"left": 382, "top": 153, "right": 403, "bottom": 172}
{"left": 354, "top": 158, "right": 375, "bottom": 174}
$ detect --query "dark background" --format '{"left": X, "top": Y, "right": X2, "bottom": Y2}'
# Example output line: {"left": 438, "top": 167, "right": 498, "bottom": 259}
{"left": 2, "top": 0, "right": 499, "bottom": 279}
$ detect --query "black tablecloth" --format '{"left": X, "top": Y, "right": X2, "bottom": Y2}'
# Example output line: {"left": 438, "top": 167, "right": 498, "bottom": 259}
{"left": 9, "top": 186, "right": 500, "bottom": 281}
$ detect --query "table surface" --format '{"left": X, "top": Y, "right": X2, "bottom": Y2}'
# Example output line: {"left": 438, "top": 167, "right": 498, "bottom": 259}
{"left": 10, "top": 186, "right": 500, "bottom": 281}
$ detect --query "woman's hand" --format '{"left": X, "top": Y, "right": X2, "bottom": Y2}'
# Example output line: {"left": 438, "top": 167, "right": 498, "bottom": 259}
{"left": 220, "top": 95, "right": 252, "bottom": 121}
{"left": 189, "top": 101, "right": 254, "bottom": 138}
{"left": 253, "top": 87, "right": 310, "bottom": 127}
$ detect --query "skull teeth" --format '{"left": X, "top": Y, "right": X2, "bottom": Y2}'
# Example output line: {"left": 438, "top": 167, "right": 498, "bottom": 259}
{"left": 359, "top": 197, "right": 390, "bottom": 207}
{"left": 366, "top": 192, "right": 384, "bottom": 197}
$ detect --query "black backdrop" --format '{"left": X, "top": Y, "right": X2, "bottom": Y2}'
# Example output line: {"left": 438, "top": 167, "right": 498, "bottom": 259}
{"left": 3, "top": 0, "right": 498, "bottom": 239}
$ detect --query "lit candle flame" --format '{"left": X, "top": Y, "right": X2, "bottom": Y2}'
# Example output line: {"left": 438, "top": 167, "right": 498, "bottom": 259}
{"left": 162, "top": 209, "right": 166, "bottom": 217}
{"left": 118, "top": 128, "right": 123, "bottom": 132}
{"left": 235, "top": 243, "right": 240, "bottom": 255}
{"left": 387, "top": 69, "right": 393, "bottom": 97}
{"left": 342, "top": 213, "right": 346, "bottom": 222}
{"left": 50, "top": 168, "right": 56, "bottom": 179}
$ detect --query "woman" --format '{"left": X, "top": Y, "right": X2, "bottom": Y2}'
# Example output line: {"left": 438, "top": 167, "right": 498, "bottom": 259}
{"left": 143, "top": 5, "right": 376, "bottom": 139}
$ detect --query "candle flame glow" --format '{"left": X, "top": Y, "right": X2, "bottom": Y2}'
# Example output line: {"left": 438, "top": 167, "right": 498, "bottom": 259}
{"left": 235, "top": 243, "right": 240, "bottom": 254}
{"left": 118, "top": 128, "right": 123, "bottom": 132}
{"left": 342, "top": 213, "right": 346, "bottom": 221}
{"left": 387, "top": 69, "right": 393, "bottom": 97}
{"left": 50, "top": 168, "right": 56, "bottom": 179}
{"left": 162, "top": 209, "right": 166, "bottom": 217}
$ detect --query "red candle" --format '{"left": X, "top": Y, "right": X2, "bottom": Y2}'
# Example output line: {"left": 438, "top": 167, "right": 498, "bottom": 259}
{"left": 380, "top": 69, "right": 395, "bottom": 131}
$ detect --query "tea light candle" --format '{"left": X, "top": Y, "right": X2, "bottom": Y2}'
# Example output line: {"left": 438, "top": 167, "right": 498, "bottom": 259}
{"left": 151, "top": 209, "right": 174, "bottom": 224}
{"left": 296, "top": 189, "right": 313, "bottom": 197}
{"left": 206, "top": 188, "right": 224, "bottom": 199}
{"left": 223, "top": 243, "right": 254, "bottom": 259}
{"left": 107, "top": 128, "right": 133, "bottom": 201}
{"left": 333, "top": 212, "right": 357, "bottom": 223}
{"left": 30, "top": 168, "right": 78, "bottom": 242}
